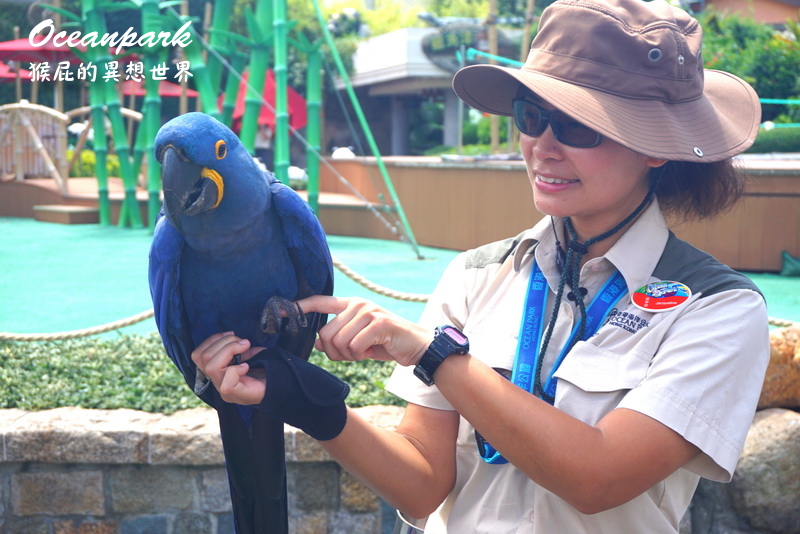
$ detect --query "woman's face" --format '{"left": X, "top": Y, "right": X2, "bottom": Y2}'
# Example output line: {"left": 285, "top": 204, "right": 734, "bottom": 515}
{"left": 518, "top": 98, "right": 665, "bottom": 238}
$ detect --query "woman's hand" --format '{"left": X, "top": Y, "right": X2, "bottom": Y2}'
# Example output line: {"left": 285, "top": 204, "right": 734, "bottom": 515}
{"left": 191, "top": 332, "right": 267, "bottom": 405}
{"left": 297, "top": 295, "right": 431, "bottom": 366}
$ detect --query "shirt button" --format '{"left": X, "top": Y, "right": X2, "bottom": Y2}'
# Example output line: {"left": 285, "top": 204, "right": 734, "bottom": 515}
{"left": 529, "top": 511, "right": 535, "bottom": 522}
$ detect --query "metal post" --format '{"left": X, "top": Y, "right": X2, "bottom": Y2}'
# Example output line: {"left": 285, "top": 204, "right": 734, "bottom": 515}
{"left": 457, "top": 44, "right": 465, "bottom": 155}
{"left": 306, "top": 47, "right": 322, "bottom": 214}
{"left": 273, "top": 0, "right": 290, "bottom": 185}
{"left": 239, "top": 0, "right": 271, "bottom": 172}
{"left": 310, "top": 0, "right": 423, "bottom": 258}
{"left": 81, "top": 0, "right": 110, "bottom": 225}
{"left": 141, "top": 0, "right": 164, "bottom": 228}
{"left": 488, "top": 0, "right": 499, "bottom": 154}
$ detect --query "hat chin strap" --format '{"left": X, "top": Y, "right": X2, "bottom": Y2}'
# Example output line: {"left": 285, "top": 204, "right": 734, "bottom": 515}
{"left": 533, "top": 166, "right": 665, "bottom": 402}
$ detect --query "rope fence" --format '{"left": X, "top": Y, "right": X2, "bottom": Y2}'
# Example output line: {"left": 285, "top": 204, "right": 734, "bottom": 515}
{"left": 0, "top": 256, "right": 430, "bottom": 342}
{"left": 0, "top": 309, "right": 155, "bottom": 341}
{"left": 331, "top": 256, "right": 429, "bottom": 303}
{"left": 0, "top": 258, "right": 795, "bottom": 341}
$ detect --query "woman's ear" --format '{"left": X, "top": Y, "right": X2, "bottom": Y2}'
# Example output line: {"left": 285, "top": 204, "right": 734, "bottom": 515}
{"left": 646, "top": 158, "right": 668, "bottom": 168}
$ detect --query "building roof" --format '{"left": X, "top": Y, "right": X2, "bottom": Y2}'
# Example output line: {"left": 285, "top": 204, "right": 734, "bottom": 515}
{"left": 337, "top": 28, "right": 453, "bottom": 96}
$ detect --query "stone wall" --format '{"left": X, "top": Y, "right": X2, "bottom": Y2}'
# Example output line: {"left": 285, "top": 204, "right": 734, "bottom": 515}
{"left": 0, "top": 405, "right": 404, "bottom": 534}
{"left": 3, "top": 402, "right": 798, "bottom": 534}
{"left": 684, "top": 408, "right": 800, "bottom": 534}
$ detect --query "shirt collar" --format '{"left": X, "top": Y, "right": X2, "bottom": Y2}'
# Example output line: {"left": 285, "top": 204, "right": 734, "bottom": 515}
{"left": 604, "top": 198, "right": 670, "bottom": 295}
{"left": 513, "top": 216, "right": 551, "bottom": 272}
{"left": 511, "top": 199, "right": 669, "bottom": 294}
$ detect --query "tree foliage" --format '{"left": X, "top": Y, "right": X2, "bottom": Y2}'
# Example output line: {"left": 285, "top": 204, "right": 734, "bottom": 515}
{"left": 427, "top": 0, "right": 491, "bottom": 18}
{"left": 425, "top": 0, "right": 553, "bottom": 19}
{"left": 697, "top": 8, "right": 800, "bottom": 122}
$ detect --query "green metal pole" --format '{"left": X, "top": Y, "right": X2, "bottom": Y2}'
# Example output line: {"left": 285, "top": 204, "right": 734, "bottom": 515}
{"left": 91, "top": 28, "right": 141, "bottom": 227}
{"left": 103, "top": 76, "right": 144, "bottom": 228}
{"left": 141, "top": 0, "right": 164, "bottom": 228}
{"left": 220, "top": 53, "right": 246, "bottom": 127}
{"left": 176, "top": 12, "right": 220, "bottom": 119}
{"left": 76, "top": 0, "right": 141, "bottom": 228}
{"left": 272, "top": 0, "right": 290, "bottom": 185}
{"left": 305, "top": 47, "right": 322, "bottom": 214}
{"left": 81, "top": 0, "right": 110, "bottom": 225}
{"left": 310, "top": 0, "right": 422, "bottom": 258}
{"left": 205, "top": 0, "right": 232, "bottom": 92}
{"left": 87, "top": 92, "right": 110, "bottom": 225}
{"left": 240, "top": 1, "right": 272, "bottom": 158}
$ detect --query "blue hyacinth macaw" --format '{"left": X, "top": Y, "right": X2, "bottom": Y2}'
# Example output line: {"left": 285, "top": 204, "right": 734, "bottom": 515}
{"left": 148, "top": 112, "right": 334, "bottom": 534}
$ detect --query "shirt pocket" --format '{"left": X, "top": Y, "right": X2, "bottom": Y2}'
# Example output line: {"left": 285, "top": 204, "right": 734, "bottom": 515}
{"left": 465, "top": 325, "right": 519, "bottom": 372}
{"left": 552, "top": 342, "right": 652, "bottom": 426}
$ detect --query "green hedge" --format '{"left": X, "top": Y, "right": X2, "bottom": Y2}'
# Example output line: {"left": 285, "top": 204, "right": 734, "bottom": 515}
{"left": 748, "top": 127, "right": 800, "bottom": 154}
{"left": 0, "top": 333, "right": 403, "bottom": 414}
{"left": 67, "top": 149, "right": 121, "bottom": 178}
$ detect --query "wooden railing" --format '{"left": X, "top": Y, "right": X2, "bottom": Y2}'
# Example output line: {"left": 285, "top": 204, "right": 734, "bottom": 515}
{"left": 0, "top": 101, "right": 69, "bottom": 190}
{"left": 318, "top": 155, "right": 800, "bottom": 272}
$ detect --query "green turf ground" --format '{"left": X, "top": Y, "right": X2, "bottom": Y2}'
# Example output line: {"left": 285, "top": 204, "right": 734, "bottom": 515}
{"left": 0, "top": 217, "right": 458, "bottom": 337}
{"left": 0, "top": 217, "right": 796, "bottom": 338}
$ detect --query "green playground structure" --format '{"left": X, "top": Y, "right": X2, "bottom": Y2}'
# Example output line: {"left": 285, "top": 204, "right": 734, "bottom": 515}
{"left": 39, "top": 0, "right": 420, "bottom": 256}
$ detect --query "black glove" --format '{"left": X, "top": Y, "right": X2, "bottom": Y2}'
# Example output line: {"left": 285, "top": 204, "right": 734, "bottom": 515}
{"left": 249, "top": 348, "right": 349, "bottom": 441}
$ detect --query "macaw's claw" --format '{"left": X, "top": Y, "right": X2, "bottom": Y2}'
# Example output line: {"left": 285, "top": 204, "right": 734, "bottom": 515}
{"left": 261, "top": 296, "right": 308, "bottom": 336}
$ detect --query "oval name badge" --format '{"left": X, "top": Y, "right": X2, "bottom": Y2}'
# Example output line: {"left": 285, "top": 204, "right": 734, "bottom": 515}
{"left": 632, "top": 281, "right": 692, "bottom": 313}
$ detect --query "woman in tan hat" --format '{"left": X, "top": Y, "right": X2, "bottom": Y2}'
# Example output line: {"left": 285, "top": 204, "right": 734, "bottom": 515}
{"left": 192, "top": 0, "right": 770, "bottom": 531}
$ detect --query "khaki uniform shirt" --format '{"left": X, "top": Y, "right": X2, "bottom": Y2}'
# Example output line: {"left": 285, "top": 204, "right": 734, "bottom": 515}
{"left": 386, "top": 201, "right": 769, "bottom": 534}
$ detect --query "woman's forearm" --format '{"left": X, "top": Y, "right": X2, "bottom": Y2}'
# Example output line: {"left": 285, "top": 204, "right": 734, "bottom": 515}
{"left": 320, "top": 405, "right": 459, "bottom": 519}
{"left": 433, "top": 354, "right": 699, "bottom": 514}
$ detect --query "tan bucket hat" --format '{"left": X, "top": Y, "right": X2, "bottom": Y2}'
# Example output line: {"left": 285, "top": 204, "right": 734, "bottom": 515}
{"left": 452, "top": 0, "right": 761, "bottom": 162}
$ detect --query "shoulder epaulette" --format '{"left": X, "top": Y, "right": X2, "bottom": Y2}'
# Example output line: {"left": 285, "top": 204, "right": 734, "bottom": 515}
{"left": 653, "top": 232, "right": 762, "bottom": 299}
{"left": 464, "top": 230, "right": 538, "bottom": 270}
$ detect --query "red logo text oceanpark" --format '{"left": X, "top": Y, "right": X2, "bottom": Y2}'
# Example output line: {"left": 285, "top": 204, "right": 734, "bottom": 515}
{"left": 28, "top": 18, "right": 194, "bottom": 56}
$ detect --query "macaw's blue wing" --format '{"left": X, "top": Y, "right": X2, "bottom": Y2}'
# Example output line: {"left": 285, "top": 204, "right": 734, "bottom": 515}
{"left": 269, "top": 175, "right": 334, "bottom": 358}
{"left": 148, "top": 210, "right": 199, "bottom": 396}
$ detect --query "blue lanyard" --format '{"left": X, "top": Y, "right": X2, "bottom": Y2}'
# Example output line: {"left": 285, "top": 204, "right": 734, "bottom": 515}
{"left": 477, "top": 260, "right": 628, "bottom": 464}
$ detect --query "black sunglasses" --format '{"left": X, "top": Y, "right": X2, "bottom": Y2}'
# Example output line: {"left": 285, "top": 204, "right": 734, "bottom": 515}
{"left": 512, "top": 99, "right": 602, "bottom": 148}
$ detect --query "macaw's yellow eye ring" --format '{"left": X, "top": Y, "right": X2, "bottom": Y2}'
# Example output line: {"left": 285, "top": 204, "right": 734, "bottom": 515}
{"left": 215, "top": 140, "right": 227, "bottom": 160}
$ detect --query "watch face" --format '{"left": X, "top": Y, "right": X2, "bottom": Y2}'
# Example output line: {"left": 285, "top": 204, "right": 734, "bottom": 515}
{"left": 442, "top": 326, "right": 468, "bottom": 345}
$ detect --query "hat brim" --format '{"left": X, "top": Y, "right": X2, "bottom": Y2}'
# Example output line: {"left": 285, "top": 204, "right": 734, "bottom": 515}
{"left": 452, "top": 64, "right": 761, "bottom": 162}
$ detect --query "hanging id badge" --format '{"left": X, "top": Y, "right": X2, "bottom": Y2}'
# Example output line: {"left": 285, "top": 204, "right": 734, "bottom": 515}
{"left": 476, "top": 261, "right": 627, "bottom": 464}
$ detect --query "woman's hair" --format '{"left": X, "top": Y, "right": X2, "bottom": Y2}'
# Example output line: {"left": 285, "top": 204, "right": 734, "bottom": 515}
{"left": 651, "top": 159, "right": 746, "bottom": 222}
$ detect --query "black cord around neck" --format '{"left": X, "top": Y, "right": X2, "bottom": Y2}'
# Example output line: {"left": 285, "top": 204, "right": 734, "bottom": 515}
{"left": 533, "top": 167, "right": 664, "bottom": 402}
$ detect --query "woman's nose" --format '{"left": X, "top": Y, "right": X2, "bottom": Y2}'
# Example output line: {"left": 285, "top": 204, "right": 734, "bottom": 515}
{"left": 527, "top": 123, "right": 564, "bottom": 160}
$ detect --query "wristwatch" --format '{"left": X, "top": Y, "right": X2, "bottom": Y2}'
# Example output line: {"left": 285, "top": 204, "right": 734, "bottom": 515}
{"left": 413, "top": 325, "right": 470, "bottom": 386}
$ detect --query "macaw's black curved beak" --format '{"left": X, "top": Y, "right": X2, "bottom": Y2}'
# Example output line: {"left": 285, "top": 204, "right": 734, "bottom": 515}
{"left": 161, "top": 146, "right": 224, "bottom": 223}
